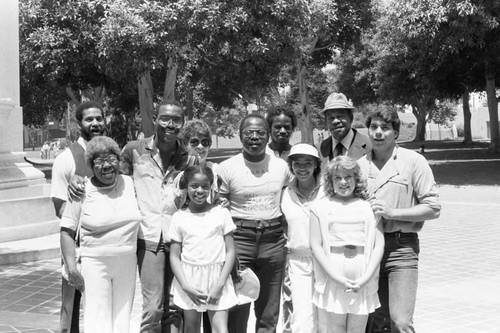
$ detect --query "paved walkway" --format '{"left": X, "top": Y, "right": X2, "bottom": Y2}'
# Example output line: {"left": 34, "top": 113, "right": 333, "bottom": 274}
{"left": 1, "top": 185, "right": 499, "bottom": 332}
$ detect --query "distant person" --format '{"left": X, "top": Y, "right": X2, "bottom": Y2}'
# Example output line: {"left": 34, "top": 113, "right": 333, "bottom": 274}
{"left": 281, "top": 143, "right": 325, "bottom": 332}
{"left": 318, "top": 93, "right": 371, "bottom": 166}
{"left": 218, "top": 114, "right": 293, "bottom": 333}
{"left": 169, "top": 166, "right": 237, "bottom": 333}
{"left": 60, "top": 136, "right": 140, "bottom": 333}
{"left": 266, "top": 105, "right": 297, "bottom": 161}
{"left": 360, "top": 107, "right": 441, "bottom": 333}
{"left": 51, "top": 101, "right": 106, "bottom": 333}
{"left": 310, "top": 156, "right": 384, "bottom": 333}
{"left": 41, "top": 141, "right": 50, "bottom": 159}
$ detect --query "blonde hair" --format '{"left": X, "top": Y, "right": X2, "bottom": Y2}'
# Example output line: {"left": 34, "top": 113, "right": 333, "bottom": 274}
{"left": 323, "top": 156, "right": 367, "bottom": 199}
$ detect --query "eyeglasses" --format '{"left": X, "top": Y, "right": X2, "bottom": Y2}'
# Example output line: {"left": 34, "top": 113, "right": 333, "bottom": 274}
{"left": 157, "top": 115, "right": 183, "bottom": 126}
{"left": 93, "top": 155, "right": 118, "bottom": 167}
{"left": 189, "top": 138, "right": 211, "bottom": 148}
{"left": 242, "top": 129, "right": 268, "bottom": 137}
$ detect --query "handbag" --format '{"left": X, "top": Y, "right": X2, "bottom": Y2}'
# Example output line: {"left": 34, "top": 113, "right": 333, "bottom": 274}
{"left": 61, "top": 210, "right": 82, "bottom": 281}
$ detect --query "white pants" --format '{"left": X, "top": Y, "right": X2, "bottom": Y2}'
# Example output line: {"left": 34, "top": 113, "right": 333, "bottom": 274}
{"left": 288, "top": 253, "right": 318, "bottom": 333}
{"left": 81, "top": 254, "right": 137, "bottom": 333}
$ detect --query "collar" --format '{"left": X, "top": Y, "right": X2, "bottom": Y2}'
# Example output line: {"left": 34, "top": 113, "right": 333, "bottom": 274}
{"left": 367, "top": 143, "right": 399, "bottom": 163}
{"left": 77, "top": 136, "right": 88, "bottom": 151}
{"left": 289, "top": 177, "right": 321, "bottom": 201}
{"left": 145, "top": 135, "right": 191, "bottom": 172}
{"left": 331, "top": 128, "right": 354, "bottom": 152}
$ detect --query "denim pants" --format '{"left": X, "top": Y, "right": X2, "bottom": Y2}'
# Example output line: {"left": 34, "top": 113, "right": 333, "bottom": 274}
{"left": 228, "top": 225, "right": 287, "bottom": 333}
{"left": 366, "top": 232, "right": 419, "bottom": 333}
{"left": 137, "top": 244, "right": 181, "bottom": 333}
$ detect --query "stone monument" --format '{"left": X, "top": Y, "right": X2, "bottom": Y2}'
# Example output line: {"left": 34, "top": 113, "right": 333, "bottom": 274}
{"left": 0, "top": 0, "right": 59, "bottom": 264}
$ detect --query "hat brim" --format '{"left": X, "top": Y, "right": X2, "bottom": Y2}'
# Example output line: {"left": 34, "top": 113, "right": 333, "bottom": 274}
{"left": 319, "top": 105, "right": 356, "bottom": 116}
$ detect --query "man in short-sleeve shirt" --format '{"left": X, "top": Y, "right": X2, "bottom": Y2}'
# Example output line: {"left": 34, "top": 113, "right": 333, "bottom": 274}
{"left": 218, "top": 114, "right": 292, "bottom": 333}
{"left": 359, "top": 108, "right": 440, "bottom": 333}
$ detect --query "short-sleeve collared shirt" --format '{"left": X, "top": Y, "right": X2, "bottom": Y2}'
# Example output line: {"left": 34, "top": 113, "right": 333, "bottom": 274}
{"left": 121, "top": 136, "right": 198, "bottom": 249}
{"left": 358, "top": 146, "right": 441, "bottom": 233}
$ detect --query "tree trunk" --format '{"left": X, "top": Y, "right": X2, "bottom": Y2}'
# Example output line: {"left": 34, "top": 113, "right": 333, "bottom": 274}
{"left": 163, "top": 56, "right": 178, "bottom": 102}
{"left": 411, "top": 104, "right": 427, "bottom": 141}
{"left": 297, "top": 62, "right": 314, "bottom": 144}
{"left": 462, "top": 90, "right": 472, "bottom": 144}
{"left": 485, "top": 63, "right": 499, "bottom": 153}
{"left": 138, "top": 70, "right": 155, "bottom": 137}
{"left": 185, "top": 87, "right": 194, "bottom": 120}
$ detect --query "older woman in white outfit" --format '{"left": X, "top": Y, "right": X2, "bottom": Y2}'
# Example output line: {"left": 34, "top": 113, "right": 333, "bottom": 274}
{"left": 281, "top": 143, "right": 325, "bottom": 332}
{"left": 60, "top": 136, "right": 141, "bottom": 333}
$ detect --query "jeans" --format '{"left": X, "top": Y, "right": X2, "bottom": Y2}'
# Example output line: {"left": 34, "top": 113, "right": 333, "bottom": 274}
{"left": 366, "top": 233, "right": 419, "bottom": 333}
{"left": 137, "top": 244, "right": 181, "bottom": 333}
{"left": 81, "top": 254, "right": 137, "bottom": 333}
{"left": 228, "top": 225, "right": 287, "bottom": 333}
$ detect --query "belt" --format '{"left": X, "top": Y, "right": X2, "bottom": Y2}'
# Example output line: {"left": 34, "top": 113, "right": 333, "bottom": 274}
{"left": 233, "top": 216, "right": 283, "bottom": 230}
{"left": 384, "top": 231, "right": 418, "bottom": 239}
{"left": 330, "top": 245, "right": 364, "bottom": 259}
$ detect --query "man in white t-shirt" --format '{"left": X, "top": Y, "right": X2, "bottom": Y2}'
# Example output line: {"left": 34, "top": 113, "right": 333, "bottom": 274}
{"left": 218, "top": 114, "right": 293, "bottom": 333}
{"left": 51, "top": 101, "right": 106, "bottom": 333}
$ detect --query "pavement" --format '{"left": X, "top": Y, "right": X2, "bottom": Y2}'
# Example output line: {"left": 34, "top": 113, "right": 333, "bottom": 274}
{"left": 1, "top": 184, "right": 499, "bottom": 332}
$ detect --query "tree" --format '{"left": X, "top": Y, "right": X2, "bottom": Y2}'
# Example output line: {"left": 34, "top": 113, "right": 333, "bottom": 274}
{"left": 373, "top": 0, "right": 500, "bottom": 150}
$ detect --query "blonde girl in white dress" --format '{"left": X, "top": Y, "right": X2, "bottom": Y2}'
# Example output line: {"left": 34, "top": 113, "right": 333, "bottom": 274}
{"left": 169, "top": 165, "right": 237, "bottom": 333}
{"left": 309, "top": 156, "right": 385, "bottom": 333}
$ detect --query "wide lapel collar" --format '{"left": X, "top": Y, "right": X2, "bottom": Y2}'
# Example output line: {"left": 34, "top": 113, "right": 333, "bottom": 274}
{"left": 369, "top": 146, "right": 400, "bottom": 195}
{"left": 350, "top": 129, "right": 368, "bottom": 151}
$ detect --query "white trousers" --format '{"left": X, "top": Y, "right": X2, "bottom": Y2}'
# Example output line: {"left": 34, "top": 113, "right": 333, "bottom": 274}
{"left": 81, "top": 253, "right": 137, "bottom": 333}
{"left": 288, "top": 253, "right": 318, "bottom": 333}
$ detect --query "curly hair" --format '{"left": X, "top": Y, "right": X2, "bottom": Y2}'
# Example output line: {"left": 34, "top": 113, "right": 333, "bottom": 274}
{"left": 179, "top": 119, "right": 212, "bottom": 146}
{"left": 323, "top": 156, "right": 367, "bottom": 200}
{"left": 75, "top": 101, "right": 104, "bottom": 122}
{"left": 178, "top": 165, "right": 215, "bottom": 190}
{"left": 265, "top": 104, "right": 298, "bottom": 131}
{"left": 85, "top": 136, "right": 121, "bottom": 169}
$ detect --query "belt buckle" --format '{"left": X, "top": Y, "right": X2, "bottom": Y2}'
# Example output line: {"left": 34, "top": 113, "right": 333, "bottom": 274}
{"left": 256, "top": 219, "right": 265, "bottom": 230}
{"left": 343, "top": 245, "right": 357, "bottom": 259}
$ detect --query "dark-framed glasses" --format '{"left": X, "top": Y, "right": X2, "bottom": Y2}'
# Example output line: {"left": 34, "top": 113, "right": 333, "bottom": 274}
{"left": 93, "top": 155, "right": 118, "bottom": 167}
{"left": 189, "top": 138, "right": 211, "bottom": 148}
{"left": 242, "top": 129, "right": 268, "bottom": 137}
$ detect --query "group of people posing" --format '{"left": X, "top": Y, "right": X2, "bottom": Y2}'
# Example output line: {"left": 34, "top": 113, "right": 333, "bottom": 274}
{"left": 51, "top": 92, "right": 441, "bottom": 333}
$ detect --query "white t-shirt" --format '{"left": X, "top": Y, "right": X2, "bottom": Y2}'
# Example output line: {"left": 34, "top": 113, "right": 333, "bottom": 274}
{"left": 50, "top": 137, "right": 87, "bottom": 201}
{"left": 60, "top": 175, "right": 141, "bottom": 257}
{"left": 218, "top": 153, "right": 292, "bottom": 220}
{"left": 168, "top": 205, "right": 236, "bottom": 266}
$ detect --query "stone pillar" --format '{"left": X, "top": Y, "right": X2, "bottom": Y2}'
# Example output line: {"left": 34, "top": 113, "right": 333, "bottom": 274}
{"left": 0, "top": 0, "right": 59, "bottom": 263}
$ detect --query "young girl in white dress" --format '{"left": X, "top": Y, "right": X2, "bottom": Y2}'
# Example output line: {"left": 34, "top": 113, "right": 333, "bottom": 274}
{"left": 309, "top": 156, "right": 385, "bottom": 333}
{"left": 169, "top": 165, "right": 238, "bottom": 333}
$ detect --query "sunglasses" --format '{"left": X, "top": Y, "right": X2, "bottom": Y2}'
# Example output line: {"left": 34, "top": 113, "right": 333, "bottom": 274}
{"left": 189, "top": 138, "right": 211, "bottom": 148}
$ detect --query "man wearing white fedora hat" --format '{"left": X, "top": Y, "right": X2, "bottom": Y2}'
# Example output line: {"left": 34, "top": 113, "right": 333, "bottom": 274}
{"left": 318, "top": 92, "right": 371, "bottom": 166}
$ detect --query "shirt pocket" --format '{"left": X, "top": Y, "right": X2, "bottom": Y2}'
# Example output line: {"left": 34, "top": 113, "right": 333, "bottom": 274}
{"left": 386, "top": 175, "right": 409, "bottom": 195}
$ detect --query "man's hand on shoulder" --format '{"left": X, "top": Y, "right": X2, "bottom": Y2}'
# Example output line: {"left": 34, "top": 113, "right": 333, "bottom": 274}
{"left": 68, "top": 175, "right": 86, "bottom": 202}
